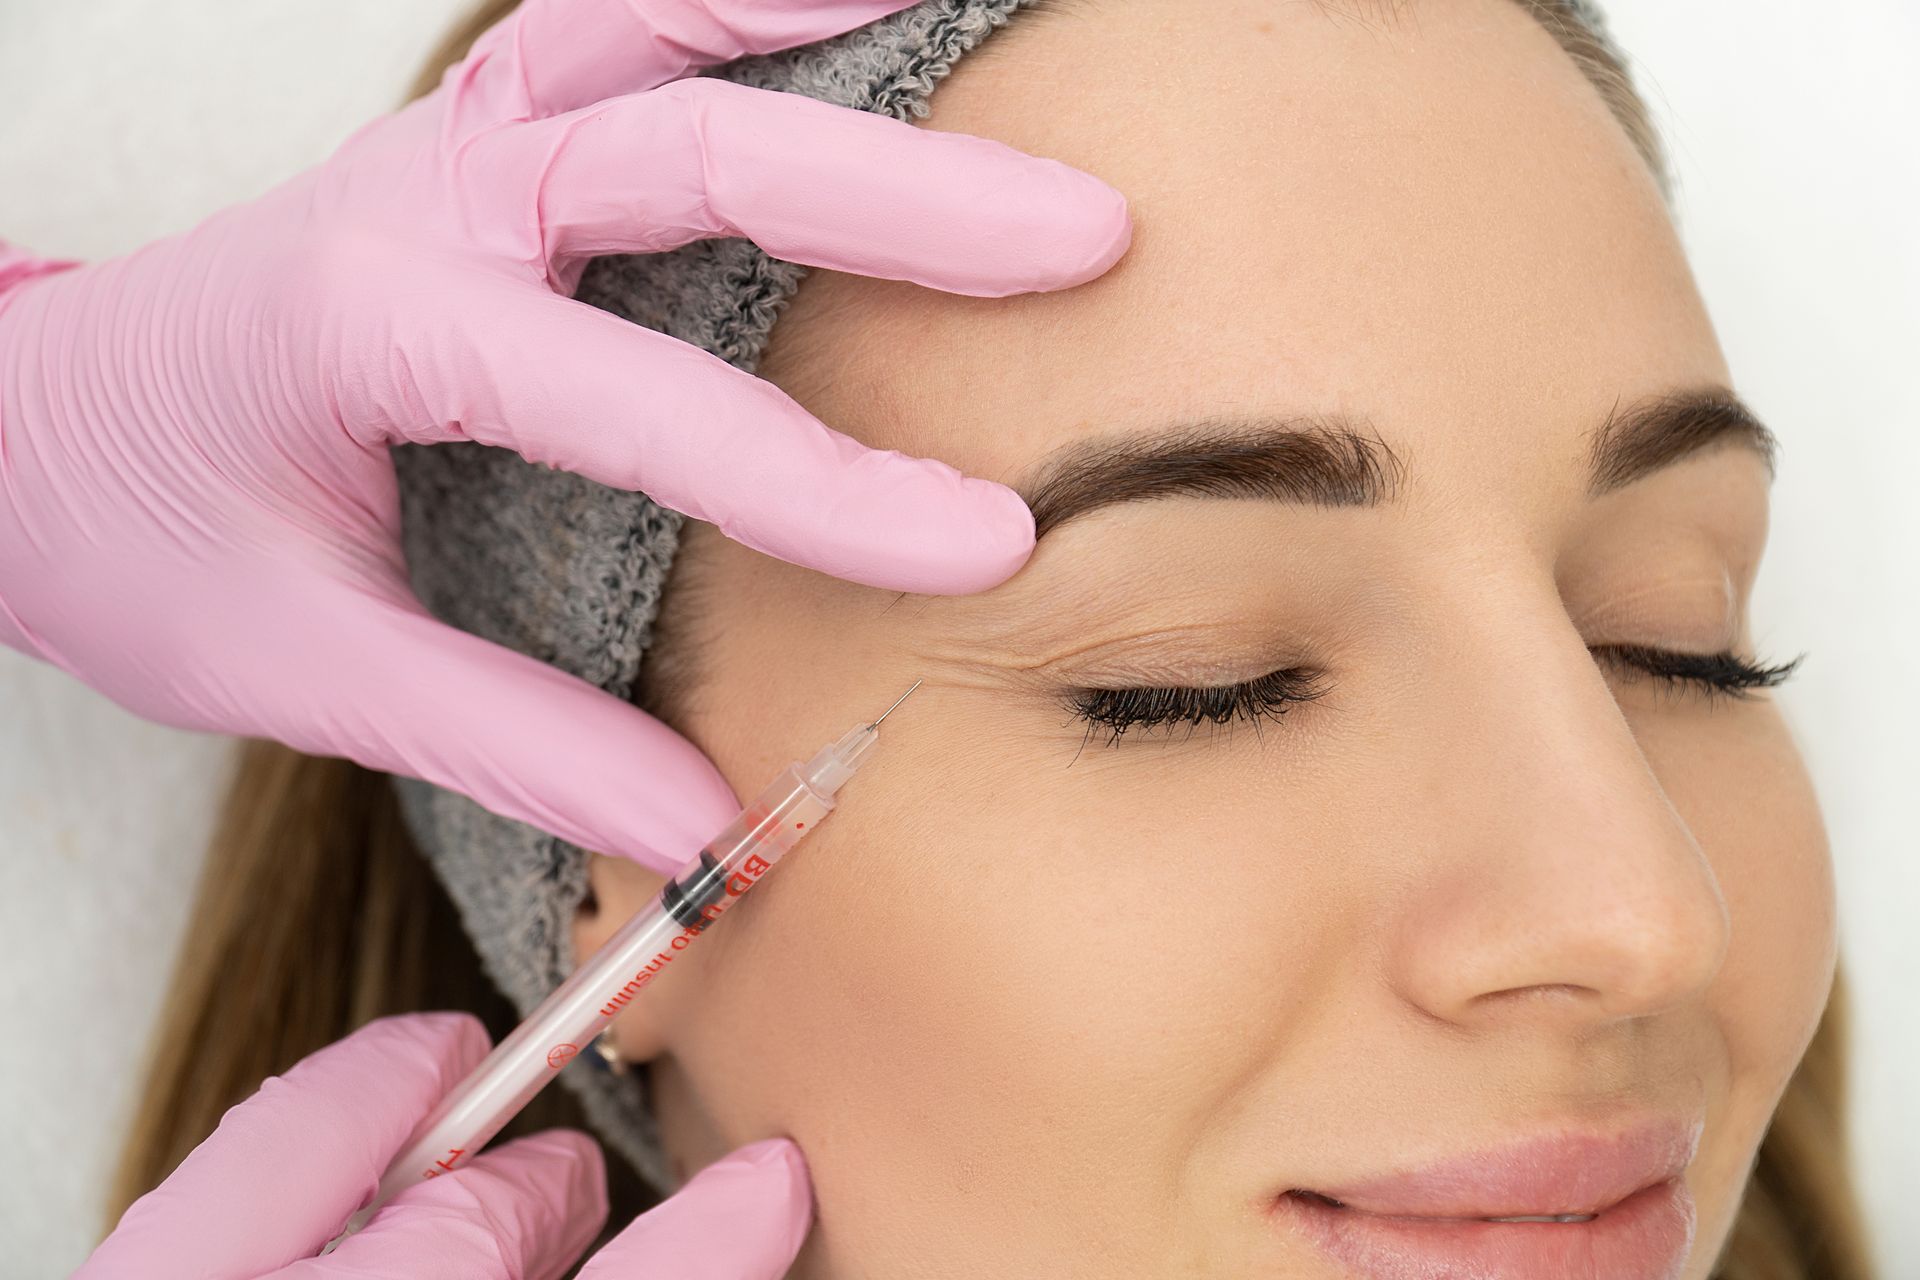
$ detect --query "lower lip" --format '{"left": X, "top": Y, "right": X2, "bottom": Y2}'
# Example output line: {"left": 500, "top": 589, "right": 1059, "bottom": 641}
{"left": 1270, "top": 1178, "right": 1696, "bottom": 1280}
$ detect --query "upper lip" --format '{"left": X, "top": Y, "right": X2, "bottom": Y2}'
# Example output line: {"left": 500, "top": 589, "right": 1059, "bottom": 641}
{"left": 1285, "top": 1117, "right": 1702, "bottom": 1220}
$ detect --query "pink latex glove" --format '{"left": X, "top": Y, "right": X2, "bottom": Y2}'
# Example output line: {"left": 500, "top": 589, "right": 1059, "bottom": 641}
{"left": 0, "top": 0, "right": 1130, "bottom": 870}
{"left": 79, "top": 1013, "right": 813, "bottom": 1279}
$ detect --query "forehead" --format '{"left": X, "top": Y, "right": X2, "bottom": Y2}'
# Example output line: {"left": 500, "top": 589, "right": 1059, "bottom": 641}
{"left": 756, "top": 0, "right": 1726, "bottom": 509}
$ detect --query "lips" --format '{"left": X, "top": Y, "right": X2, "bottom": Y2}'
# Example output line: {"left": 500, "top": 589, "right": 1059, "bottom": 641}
{"left": 1269, "top": 1120, "right": 1701, "bottom": 1280}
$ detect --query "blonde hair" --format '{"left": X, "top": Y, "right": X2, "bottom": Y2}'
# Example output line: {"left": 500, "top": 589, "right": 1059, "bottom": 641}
{"left": 109, "top": 5, "right": 1875, "bottom": 1277}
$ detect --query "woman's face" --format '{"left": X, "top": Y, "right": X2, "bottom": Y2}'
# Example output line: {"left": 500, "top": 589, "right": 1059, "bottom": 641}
{"left": 573, "top": 0, "right": 1836, "bottom": 1275}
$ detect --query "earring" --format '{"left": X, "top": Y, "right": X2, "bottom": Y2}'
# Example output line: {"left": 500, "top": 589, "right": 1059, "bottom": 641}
{"left": 589, "top": 1032, "right": 630, "bottom": 1076}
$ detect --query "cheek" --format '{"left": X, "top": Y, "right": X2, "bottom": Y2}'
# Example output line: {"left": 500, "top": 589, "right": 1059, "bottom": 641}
{"left": 1642, "top": 705, "right": 1835, "bottom": 1077}
{"left": 657, "top": 753, "right": 1334, "bottom": 1257}
{"left": 1635, "top": 703, "right": 1836, "bottom": 1260}
{"left": 667, "top": 792, "right": 1195, "bottom": 1160}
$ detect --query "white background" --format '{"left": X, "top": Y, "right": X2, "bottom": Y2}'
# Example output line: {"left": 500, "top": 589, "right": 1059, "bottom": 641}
{"left": 2, "top": 2, "right": 1914, "bottom": 1274}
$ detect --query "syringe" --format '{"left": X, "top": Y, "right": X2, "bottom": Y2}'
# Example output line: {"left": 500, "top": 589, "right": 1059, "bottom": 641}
{"left": 324, "top": 680, "right": 923, "bottom": 1248}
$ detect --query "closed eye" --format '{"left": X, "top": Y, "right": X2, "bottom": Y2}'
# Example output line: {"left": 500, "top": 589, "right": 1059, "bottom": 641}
{"left": 1062, "top": 666, "right": 1332, "bottom": 753}
{"left": 1590, "top": 642, "right": 1805, "bottom": 702}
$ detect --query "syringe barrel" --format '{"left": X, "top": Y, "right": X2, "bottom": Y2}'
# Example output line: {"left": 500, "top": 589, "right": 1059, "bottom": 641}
{"left": 658, "top": 763, "right": 836, "bottom": 933}
{"left": 336, "top": 762, "right": 835, "bottom": 1239}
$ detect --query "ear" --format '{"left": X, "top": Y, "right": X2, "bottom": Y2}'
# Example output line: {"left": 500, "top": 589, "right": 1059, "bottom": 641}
{"left": 571, "top": 853, "right": 676, "bottom": 1065}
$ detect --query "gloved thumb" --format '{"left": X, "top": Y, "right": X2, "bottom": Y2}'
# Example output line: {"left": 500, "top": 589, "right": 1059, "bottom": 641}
{"left": 299, "top": 1129, "right": 608, "bottom": 1280}
{"left": 576, "top": 1138, "right": 813, "bottom": 1280}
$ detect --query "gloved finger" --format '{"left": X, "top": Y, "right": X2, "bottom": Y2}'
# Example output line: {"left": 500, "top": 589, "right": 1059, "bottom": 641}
{"left": 487, "top": 76, "right": 1130, "bottom": 298}
{"left": 274, "top": 1130, "right": 608, "bottom": 1280}
{"left": 383, "top": 287, "right": 1036, "bottom": 596}
{"left": 302, "top": 590, "right": 741, "bottom": 871}
{"left": 576, "top": 1138, "right": 812, "bottom": 1280}
{"left": 453, "top": 0, "right": 934, "bottom": 125}
{"left": 79, "top": 1014, "right": 491, "bottom": 1280}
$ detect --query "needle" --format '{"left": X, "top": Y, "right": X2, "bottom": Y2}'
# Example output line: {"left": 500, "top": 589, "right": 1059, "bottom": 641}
{"left": 869, "top": 679, "right": 923, "bottom": 729}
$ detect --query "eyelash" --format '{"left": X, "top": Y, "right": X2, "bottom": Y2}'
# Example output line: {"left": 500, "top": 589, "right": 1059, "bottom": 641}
{"left": 1063, "top": 643, "right": 1805, "bottom": 749}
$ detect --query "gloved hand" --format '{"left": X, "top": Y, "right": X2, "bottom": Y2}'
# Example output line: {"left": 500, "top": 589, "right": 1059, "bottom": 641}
{"left": 79, "top": 1013, "right": 813, "bottom": 1279}
{"left": 0, "top": 0, "right": 1129, "bottom": 870}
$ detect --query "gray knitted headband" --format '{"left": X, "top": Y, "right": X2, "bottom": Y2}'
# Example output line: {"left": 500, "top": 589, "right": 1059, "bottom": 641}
{"left": 390, "top": 0, "right": 1649, "bottom": 1193}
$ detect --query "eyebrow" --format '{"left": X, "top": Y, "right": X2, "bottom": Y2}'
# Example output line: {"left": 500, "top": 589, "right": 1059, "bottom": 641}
{"left": 1016, "top": 388, "right": 1779, "bottom": 539}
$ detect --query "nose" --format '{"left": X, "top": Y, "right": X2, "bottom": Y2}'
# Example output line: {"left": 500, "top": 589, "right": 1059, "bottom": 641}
{"left": 1385, "top": 618, "right": 1731, "bottom": 1030}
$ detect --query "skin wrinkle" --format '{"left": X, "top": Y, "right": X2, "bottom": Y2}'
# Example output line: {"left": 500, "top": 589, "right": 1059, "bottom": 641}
{"left": 1571, "top": 574, "right": 1740, "bottom": 649}
{"left": 567, "top": 1, "right": 1833, "bottom": 1276}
